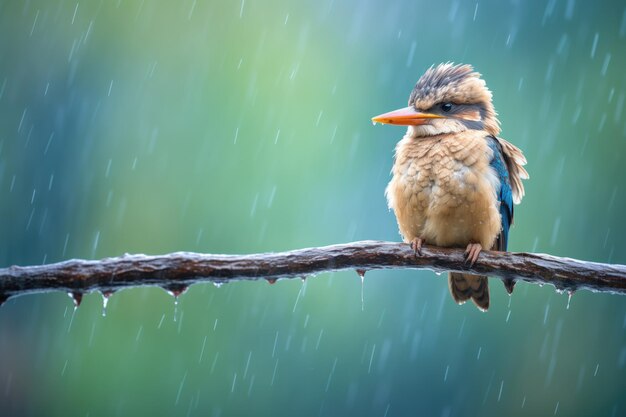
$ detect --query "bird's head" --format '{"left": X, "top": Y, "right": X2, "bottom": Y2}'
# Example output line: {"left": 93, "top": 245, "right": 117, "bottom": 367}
{"left": 372, "top": 63, "right": 500, "bottom": 138}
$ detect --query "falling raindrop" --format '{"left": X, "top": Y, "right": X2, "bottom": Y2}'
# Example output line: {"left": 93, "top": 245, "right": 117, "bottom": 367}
{"left": 199, "top": 335, "right": 208, "bottom": 364}
{"left": 272, "top": 332, "right": 279, "bottom": 358}
{"left": 271, "top": 359, "right": 280, "bottom": 387}
{"left": 601, "top": 53, "right": 611, "bottom": 76}
{"left": 67, "top": 291, "right": 83, "bottom": 309}
{"left": 293, "top": 279, "right": 307, "bottom": 312}
{"left": 274, "top": 129, "right": 280, "bottom": 144}
{"left": 315, "top": 329, "right": 324, "bottom": 350}
{"left": 231, "top": 372, "right": 237, "bottom": 393}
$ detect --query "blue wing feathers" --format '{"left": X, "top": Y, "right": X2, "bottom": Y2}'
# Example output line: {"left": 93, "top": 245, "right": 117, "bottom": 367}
{"left": 486, "top": 137, "right": 514, "bottom": 251}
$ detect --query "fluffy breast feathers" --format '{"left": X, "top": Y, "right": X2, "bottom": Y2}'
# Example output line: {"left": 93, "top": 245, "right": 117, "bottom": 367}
{"left": 386, "top": 131, "right": 527, "bottom": 248}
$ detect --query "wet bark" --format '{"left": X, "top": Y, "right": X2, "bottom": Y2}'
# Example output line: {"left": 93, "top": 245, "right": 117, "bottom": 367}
{"left": 1, "top": 240, "right": 625, "bottom": 304}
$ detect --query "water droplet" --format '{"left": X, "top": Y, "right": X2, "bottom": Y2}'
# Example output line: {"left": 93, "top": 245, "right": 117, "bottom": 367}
{"left": 301, "top": 276, "right": 307, "bottom": 283}
{"left": 166, "top": 284, "right": 189, "bottom": 299}
{"left": 164, "top": 284, "right": 188, "bottom": 322}
{"left": 266, "top": 278, "right": 277, "bottom": 285}
{"left": 101, "top": 290, "right": 114, "bottom": 317}
{"left": 356, "top": 270, "right": 367, "bottom": 311}
{"left": 68, "top": 292, "right": 83, "bottom": 309}
{"left": 566, "top": 290, "right": 575, "bottom": 310}
{"left": 503, "top": 278, "right": 516, "bottom": 295}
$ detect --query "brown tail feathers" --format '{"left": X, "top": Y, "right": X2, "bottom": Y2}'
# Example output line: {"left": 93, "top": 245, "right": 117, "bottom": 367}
{"left": 448, "top": 272, "right": 490, "bottom": 311}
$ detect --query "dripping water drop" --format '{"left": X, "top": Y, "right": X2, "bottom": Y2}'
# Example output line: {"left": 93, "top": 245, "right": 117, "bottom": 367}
{"left": 165, "top": 284, "right": 189, "bottom": 322}
{"left": 503, "top": 278, "right": 516, "bottom": 295}
{"left": 566, "top": 290, "right": 574, "bottom": 310}
{"left": 101, "top": 290, "right": 114, "bottom": 317}
{"left": 68, "top": 292, "right": 83, "bottom": 309}
{"left": 356, "top": 269, "right": 367, "bottom": 311}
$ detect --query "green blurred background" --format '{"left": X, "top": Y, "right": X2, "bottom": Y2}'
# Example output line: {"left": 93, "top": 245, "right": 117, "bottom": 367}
{"left": 1, "top": 0, "right": 626, "bottom": 416}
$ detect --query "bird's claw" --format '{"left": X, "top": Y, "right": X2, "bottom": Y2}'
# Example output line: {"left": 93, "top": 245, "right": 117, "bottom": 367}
{"left": 464, "top": 243, "right": 483, "bottom": 267}
{"left": 410, "top": 238, "right": 425, "bottom": 256}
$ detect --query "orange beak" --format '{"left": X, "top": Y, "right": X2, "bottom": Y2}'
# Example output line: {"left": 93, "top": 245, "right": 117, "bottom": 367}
{"left": 371, "top": 106, "right": 444, "bottom": 126}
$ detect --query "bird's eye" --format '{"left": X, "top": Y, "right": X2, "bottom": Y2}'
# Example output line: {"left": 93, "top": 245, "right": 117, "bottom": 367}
{"left": 441, "top": 103, "right": 453, "bottom": 112}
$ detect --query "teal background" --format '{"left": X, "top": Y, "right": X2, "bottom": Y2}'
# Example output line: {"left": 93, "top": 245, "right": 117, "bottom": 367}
{"left": 1, "top": 0, "right": 626, "bottom": 416}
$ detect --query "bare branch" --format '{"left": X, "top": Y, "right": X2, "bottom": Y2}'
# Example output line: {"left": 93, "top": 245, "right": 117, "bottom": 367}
{"left": 1, "top": 240, "right": 625, "bottom": 304}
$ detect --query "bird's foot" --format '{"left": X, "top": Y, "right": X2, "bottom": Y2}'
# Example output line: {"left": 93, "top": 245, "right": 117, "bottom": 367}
{"left": 410, "top": 237, "right": 425, "bottom": 256}
{"left": 464, "top": 243, "right": 483, "bottom": 267}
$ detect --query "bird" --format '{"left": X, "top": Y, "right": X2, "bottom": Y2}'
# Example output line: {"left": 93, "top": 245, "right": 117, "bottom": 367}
{"left": 372, "top": 63, "right": 528, "bottom": 311}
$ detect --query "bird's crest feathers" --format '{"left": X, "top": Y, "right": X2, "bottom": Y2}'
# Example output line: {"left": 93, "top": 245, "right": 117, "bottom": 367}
{"left": 409, "top": 63, "right": 500, "bottom": 136}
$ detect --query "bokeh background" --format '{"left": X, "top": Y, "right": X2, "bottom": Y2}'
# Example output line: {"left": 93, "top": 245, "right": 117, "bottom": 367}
{"left": 1, "top": 0, "right": 626, "bottom": 416}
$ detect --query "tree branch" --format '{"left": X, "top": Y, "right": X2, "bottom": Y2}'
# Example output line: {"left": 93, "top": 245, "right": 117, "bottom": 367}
{"left": 1, "top": 240, "right": 625, "bottom": 305}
